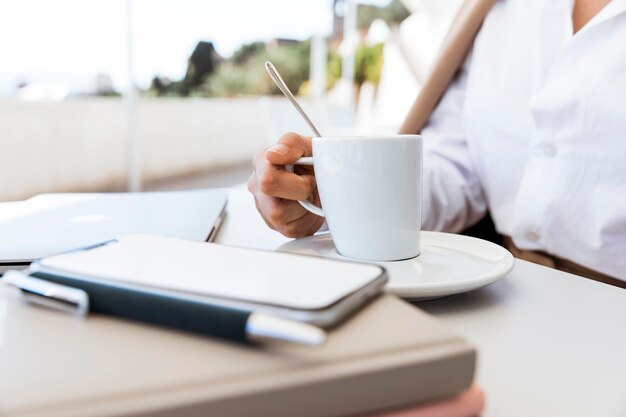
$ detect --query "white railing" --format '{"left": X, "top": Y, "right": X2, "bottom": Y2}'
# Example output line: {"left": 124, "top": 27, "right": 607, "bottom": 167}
{"left": 0, "top": 97, "right": 268, "bottom": 201}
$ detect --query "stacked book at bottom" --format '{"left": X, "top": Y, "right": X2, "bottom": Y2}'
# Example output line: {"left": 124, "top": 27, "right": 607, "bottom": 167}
{"left": 365, "top": 384, "right": 483, "bottom": 417}
{"left": 0, "top": 290, "right": 481, "bottom": 417}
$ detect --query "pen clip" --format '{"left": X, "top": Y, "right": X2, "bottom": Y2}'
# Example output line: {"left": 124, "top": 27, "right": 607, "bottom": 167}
{"left": 2, "top": 270, "right": 90, "bottom": 317}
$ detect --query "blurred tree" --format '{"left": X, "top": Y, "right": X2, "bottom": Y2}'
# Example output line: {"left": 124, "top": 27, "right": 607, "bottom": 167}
{"left": 326, "top": 50, "right": 342, "bottom": 90}
{"left": 357, "top": 0, "right": 410, "bottom": 29}
{"left": 383, "top": 0, "right": 412, "bottom": 23}
{"left": 260, "top": 40, "right": 311, "bottom": 95}
{"left": 326, "top": 43, "right": 383, "bottom": 93}
{"left": 180, "top": 41, "right": 222, "bottom": 96}
{"left": 200, "top": 63, "right": 255, "bottom": 97}
{"left": 355, "top": 43, "right": 384, "bottom": 87}
{"left": 202, "top": 40, "right": 311, "bottom": 97}
{"left": 232, "top": 41, "right": 267, "bottom": 65}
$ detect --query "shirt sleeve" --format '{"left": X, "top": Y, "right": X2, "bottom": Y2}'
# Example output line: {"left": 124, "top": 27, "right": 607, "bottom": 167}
{"left": 420, "top": 55, "right": 488, "bottom": 233}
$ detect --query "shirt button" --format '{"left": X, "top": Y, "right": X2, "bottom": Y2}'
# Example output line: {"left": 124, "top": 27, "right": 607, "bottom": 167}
{"left": 524, "top": 231, "right": 540, "bottom": 242}
{"left": 541, "top": 142, "right": 557, "bottom": 157}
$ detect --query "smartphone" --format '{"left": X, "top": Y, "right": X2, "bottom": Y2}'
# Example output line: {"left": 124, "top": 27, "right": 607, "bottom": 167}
{"left": 29, "top": 234, "right": 388, "bottom": 328}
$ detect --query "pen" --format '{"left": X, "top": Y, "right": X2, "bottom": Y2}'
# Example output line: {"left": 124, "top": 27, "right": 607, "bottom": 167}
{"left": 2, "top": 270, "right": 90, "bottom": 317}
{"left": 2, "top": 270, "right": 326, "bottom": 346}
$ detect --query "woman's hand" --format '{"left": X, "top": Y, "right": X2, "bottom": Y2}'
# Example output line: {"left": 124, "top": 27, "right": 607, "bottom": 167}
{"left": 248, "top": 132, "right": 325, "bottom": 238}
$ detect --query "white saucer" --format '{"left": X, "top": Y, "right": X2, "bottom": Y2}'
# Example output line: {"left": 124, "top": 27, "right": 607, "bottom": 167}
{"left": 277, "top": 231, "right": 515, "bottom": 300}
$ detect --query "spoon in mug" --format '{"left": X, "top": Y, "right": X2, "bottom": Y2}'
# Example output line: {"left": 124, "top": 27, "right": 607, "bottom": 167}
{"left": 265, "top": 61, "right": 322, "bottom": 215}
{"left": 265, "top": 61, "right": 322, "bottom": 137}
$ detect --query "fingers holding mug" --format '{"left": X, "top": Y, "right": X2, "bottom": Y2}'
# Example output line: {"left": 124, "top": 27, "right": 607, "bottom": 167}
{"left": 248, "top": 133, "right": 324, "bottom": 237}
{"left": 248, "top": 172, "right": 323, "bottom": 237}
{"left": 256, "top": 132, "right": 317, "bottom": 201}
{"left": 256, "top": 159, "right": 317, "bottom": 201}
{"left": 284, "top": 157, "right": 324, "bottom": 217}
{"left": 261, "top": 131, "right": 325, "bottom": 217}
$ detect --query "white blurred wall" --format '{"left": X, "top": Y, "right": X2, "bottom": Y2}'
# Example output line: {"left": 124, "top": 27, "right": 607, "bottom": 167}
{"left": 0, "top": 98, "right": 267, "bottom": 201}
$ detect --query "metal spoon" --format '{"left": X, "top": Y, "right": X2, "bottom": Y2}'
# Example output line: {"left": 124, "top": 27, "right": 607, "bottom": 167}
{"left": 265, "top": 61, "right": 322, "bottom": 137}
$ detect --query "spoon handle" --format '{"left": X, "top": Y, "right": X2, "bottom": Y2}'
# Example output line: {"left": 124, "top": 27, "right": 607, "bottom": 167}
{"left": 265, "top": 61, "right": 322, "bottom": 137}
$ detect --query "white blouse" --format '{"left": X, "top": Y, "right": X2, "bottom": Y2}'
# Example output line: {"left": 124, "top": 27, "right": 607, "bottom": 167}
{"left": 421, "top": 0, "right": 626, "bottom": 279}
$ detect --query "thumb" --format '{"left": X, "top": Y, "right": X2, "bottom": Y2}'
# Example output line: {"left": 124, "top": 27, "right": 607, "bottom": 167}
{"left": 265, "top": 133, "right": 312, "bottom": 165}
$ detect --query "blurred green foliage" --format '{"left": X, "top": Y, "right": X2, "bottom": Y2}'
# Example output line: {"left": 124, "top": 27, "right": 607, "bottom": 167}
{"left": 148, "top": 0, "right": 400, "bottom": 98}
{"left": 357, "top": 0, "right": 410, "bottom": 29}
{"left": 151, "top": 39, "right": 384, "bottom": 98}
{"left": 198, "top": 63, "right": 257, "bottom": 97}
{"left": 355, "top": 43, "right": 384, "bottom": 86}
{"left": 327, "top": 51, "right": 343, "bottom": 90}
{"left": 326, "top": 43, "right": 384, "bottom": 92}
{"left": 200, "top": 41, "right": 311, "bottom": 97}
{"left": 231, "top": 41, "right": 266, "bottom": 65}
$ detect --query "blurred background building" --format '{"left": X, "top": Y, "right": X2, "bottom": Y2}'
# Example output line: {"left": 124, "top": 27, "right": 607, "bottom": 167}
{"left": 0, "top": 0, "right": 462, "bottom": 201}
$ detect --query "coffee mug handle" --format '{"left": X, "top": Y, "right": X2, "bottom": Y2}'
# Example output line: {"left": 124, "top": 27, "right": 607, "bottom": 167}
{"left": 285, "top": 157, "right": 325, "bottom": 217}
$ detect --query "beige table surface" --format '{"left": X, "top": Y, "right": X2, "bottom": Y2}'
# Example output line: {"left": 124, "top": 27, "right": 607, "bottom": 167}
{"left": 1, "top": 188, "right": 625, "bottom": 417}
{"left": 217, "top": 187, "right": 626, "bottom": 417}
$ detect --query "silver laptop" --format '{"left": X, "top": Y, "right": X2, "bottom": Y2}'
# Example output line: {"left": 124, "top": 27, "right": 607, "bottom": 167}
{"left": 0, "top": 189, "right": 228, "bottom": 274}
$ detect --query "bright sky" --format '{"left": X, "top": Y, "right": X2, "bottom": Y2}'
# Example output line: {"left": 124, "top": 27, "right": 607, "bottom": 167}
{"left": 0, "top": 0, "right": 391, "bottom": 95}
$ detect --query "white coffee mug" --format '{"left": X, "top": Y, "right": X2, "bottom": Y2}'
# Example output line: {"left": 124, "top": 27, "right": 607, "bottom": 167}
{"left": 288, "top": 135, "right": 422, "bottom": 261}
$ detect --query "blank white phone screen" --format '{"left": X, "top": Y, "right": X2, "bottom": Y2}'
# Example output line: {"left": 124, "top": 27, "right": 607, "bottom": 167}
{"left": 40, "top": 234, "right": 384, "bottom": 310}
